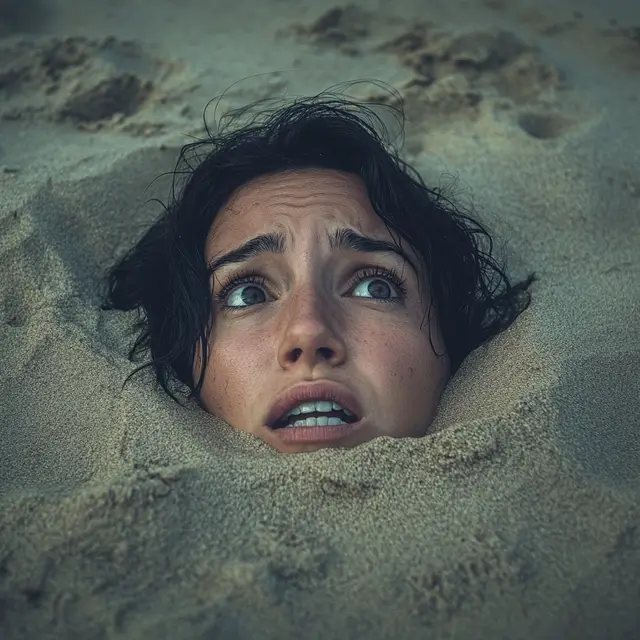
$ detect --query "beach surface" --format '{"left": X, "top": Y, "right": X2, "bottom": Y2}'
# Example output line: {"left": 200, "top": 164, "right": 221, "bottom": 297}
{"left": 1, "top": 0, "right": 639, "bottom": 638}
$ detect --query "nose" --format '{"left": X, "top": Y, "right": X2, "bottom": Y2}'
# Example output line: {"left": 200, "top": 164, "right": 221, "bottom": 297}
{"left": 277, "top": 288, "right": 347, "bottom": 371}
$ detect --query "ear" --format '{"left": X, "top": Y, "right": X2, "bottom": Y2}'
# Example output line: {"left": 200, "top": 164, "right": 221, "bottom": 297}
{"left": 193, "top": 337, "right": 204, "bottom": 384}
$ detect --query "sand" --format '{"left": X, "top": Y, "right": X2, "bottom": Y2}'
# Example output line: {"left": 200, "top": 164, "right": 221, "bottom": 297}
{"left": 1, "top": 0, "right": 639, "bottom": 638}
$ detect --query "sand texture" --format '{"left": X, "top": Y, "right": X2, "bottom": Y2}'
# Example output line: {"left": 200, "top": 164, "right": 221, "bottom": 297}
{"left": 1, "top": 0, "right": 639, "bottom": 638}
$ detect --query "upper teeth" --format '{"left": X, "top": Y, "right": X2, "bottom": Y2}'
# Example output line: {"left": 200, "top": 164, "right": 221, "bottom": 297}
{"left": 285, "top": 400, "right": 354, "bottom": 419}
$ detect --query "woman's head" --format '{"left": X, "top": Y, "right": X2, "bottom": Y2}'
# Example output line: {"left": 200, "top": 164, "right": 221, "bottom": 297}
{"left": 103, "top": 85, "right": 536, "bottom": 453}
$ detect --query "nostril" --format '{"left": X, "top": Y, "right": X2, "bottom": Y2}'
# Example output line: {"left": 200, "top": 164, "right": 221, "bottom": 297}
{"left": 318, "top": 347, "right": 333, "bottom": 360}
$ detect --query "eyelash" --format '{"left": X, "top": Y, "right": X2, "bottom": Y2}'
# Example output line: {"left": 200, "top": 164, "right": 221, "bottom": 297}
{"left": 213, "top": 266, "right": 408, "bottom": 312}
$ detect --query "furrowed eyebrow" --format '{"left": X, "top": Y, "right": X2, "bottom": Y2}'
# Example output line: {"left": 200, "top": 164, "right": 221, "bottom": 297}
{"left": 207, "top": 227, "right": 418, "bottom": 276}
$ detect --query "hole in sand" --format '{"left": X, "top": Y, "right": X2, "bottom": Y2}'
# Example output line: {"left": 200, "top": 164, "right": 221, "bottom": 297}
{"left": 517, "top": 111, "right": 574, "bottom": 139}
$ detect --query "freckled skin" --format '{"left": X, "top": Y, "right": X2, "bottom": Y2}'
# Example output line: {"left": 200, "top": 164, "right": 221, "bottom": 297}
{"left": 193, "top": 168, "right": 451, "bottom": 453}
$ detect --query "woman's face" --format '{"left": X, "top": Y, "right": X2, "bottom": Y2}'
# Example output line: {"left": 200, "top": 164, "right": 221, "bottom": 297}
{"left": 194, "top": 168, "right": 450, "bottom": 453}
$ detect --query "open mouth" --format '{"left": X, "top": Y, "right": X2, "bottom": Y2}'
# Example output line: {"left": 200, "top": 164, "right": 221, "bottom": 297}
{"left": 268, "top": 410, "right": 364, "bottom": 446}
{"left": 271, "top": 409, "right": 359, "bottom": 429}
{"left": 264, "top": 383, "right": 365, "bottom": 445}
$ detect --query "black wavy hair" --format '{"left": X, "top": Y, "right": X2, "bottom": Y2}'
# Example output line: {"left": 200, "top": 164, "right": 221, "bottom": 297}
{"left": 101, "top": 81, "right": 537, "bottom": 408}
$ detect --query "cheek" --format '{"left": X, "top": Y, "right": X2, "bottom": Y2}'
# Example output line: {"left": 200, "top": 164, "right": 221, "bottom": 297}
{"left": 202, "top": 333, "right": 269, "bottom": 412}
{"left": 363, "top": 325, "right": 429, "bottom": 382}
{"left": 212, "top": 333, "right": 269, "bottom": 377}
{"left": 363, "top": 327, "right": 441, "bottom": 437}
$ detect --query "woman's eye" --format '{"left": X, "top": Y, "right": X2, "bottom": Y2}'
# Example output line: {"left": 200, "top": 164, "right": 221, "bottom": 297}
{"left": 226, "top": 284, "right": 268, "bottom": 308}
{"left": 351, "top": 277, "right": 397, "bottom": 300}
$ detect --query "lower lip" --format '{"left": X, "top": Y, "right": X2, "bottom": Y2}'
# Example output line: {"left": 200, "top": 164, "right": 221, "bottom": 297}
{"left": 268, "top": 419, "right": 363, "bottom": 444}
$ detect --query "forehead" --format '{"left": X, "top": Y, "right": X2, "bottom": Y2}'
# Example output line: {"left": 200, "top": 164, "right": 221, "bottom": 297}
{"left": 207, "top": 169, "right": 391, "bottom": 247}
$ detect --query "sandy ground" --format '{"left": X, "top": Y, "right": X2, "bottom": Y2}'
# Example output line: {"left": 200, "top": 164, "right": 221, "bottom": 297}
{"left": 1, "top": 0, "right": 639, "bottom": 638}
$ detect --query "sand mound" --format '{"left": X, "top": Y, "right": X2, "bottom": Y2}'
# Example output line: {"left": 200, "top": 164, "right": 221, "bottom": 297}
{"left": 1, "top": 1, "right": 639, "bottom": 638}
